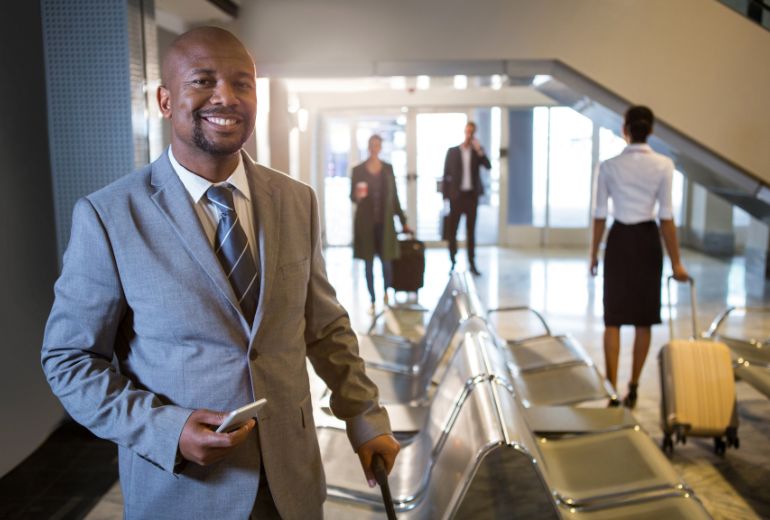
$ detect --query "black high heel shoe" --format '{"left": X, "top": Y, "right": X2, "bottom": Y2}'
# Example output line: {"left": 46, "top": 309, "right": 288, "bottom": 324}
{"left": 622, "top": 383, "right": 639, "bottom": 409}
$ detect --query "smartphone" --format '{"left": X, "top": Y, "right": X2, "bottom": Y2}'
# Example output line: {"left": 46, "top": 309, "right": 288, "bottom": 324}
{"left": 215, "top": 398, "right": 267, "bottom": 433}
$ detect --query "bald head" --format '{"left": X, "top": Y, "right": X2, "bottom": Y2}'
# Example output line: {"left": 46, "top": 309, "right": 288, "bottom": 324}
{"left": 157, "top": 26, "right": 257, "bottom": 175}
{"left": 161, "top": 26, "right": 254, "bottom": 87}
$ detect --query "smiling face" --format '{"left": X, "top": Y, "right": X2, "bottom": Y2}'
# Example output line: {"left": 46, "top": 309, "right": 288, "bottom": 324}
{"left": 158, "top": 28, "right": 256, "bottom": 163}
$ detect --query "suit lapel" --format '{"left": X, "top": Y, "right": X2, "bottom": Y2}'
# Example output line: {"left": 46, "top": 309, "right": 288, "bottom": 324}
{"left": 149, "top": 152, "right": 245, "bottom": 326}
{"left": 243, "top": 152, "right": 281, "bottom": 337}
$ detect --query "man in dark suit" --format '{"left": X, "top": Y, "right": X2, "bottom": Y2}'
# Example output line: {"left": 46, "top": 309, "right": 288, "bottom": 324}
{"left": 442, "top": 121, "right": 491, "bottom": 276}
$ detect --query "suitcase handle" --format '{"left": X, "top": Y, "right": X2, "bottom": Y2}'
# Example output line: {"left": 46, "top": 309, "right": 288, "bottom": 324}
{"left": 372, "top": 454, "right": 397, "bottom": 519}
{"left": 666, "top": 275, "right": 697, "bottom": 341}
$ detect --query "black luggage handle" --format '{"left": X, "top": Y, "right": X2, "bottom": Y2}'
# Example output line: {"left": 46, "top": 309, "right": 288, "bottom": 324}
{"left": 666, "top": 275, "right": 697, "bottom": 341}
{"left": 372, "top": 454, "right": 397, "bottom": 520}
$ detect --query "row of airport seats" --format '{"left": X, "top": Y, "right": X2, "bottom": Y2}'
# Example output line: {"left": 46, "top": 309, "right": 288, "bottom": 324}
{"left": 314, "top": 273, "right": 712, "bottom": 518}
{"left": 706, "top": 306, "right": 770, "bottom": 399}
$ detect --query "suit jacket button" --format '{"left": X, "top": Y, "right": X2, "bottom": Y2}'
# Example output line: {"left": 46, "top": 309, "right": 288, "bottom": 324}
{"left": 249, "top": 350, "right": 258, "bottom": 361}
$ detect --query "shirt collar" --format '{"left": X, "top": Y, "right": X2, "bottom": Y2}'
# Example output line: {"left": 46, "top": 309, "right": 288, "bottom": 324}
{"left": 168, "top": 147, "right": 249, "bottom": 203}
{"left": 623, "top": 143, "right": 652, "bottom": 154}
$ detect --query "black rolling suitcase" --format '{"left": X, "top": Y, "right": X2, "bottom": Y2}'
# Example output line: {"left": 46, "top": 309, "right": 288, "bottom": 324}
{"left": 391, "top": 236, "right": 425, "bottom": 292}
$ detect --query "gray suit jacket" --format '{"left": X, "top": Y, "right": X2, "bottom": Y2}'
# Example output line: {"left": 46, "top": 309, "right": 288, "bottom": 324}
{"left": 41, "top": 150, "right": 390, "bottom": 519}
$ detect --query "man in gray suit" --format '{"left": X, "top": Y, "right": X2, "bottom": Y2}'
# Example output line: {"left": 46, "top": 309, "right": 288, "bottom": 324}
{"left": 41, "top": 27, "right": 399, "bottom": 519}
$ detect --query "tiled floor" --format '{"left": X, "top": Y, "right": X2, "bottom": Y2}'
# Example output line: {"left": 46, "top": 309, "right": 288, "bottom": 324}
{"left": 9, "top": 246, "right": 770, "bottom": 519}
{"left": 0, "top": 420, "right": 118, "bottom": 519}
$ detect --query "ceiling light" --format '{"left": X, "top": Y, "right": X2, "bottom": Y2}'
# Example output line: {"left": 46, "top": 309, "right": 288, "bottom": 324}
{"left": 390, "top": 76, "right": 407, "bottom": 90}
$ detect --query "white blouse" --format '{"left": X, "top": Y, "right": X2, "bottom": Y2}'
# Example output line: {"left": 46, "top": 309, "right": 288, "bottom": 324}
{"left": 593, "top": 143, "right": 674, "bottom": 224}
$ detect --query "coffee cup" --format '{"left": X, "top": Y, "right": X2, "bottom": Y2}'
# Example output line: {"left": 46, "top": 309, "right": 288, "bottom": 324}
{"left": 355, "top": 182, "right": 369, "bottom": 200}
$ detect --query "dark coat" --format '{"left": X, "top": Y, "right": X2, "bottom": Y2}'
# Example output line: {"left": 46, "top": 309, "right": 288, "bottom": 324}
{"left": 350, "top": 161, "right": 406, "bottom": 261}
{"left": 441, "top": 145, "right": 491, "bottom": 200}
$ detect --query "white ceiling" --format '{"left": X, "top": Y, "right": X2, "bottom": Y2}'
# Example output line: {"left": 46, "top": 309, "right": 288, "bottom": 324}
{"left": 155, "top": 0, "right": 238, "bottom": 33}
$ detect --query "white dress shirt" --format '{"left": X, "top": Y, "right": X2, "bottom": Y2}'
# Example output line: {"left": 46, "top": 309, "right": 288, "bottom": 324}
{"left": 593, "top": 143, "right": 674, "bottom": 224}
{"left": 168, "top": 148, "right": 258, "bottom": 261}
{"left": 460, "top": 144, "right": 473, "bottom": 191}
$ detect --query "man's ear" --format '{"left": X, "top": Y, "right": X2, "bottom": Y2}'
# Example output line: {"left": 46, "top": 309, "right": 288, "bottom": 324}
{"left": 157, "top": 85, "right": 172, "bottom": 119}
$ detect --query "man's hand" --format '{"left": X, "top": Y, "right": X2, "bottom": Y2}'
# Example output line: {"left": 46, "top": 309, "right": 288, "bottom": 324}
{"left": 402, "top": 224, "right": 414, "bottom": 235}
{"left": 178, "top": 409, "right": 256, "bottom": 466}
{"left": 471, "top": 138, "right": 484, "bottom": 155}
{"left": 356, "top": 434, "right": 400, "bottom": 488}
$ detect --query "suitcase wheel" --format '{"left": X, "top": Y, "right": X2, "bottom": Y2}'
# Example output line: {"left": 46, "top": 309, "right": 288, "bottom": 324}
{"left": 726, "top": 427, "right": 740, "bottom": 449}
{"left": 661, "top": 434, "right": 674, "bottom": 456}
{"left": 713, "top": 437, "right": 726, "bottom": 455}
{"left": 675, "top": 426, "right": 687, "bottom": 445}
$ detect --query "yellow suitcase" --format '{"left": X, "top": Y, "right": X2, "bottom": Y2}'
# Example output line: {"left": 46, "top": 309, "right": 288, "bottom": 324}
{"left": 659, "top": 277, "right": 739, "bottom": 455}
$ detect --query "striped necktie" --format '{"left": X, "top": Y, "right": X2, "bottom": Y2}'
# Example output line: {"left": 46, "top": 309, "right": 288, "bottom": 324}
{"left": 206, "top": 185, "right": 260, "bottom": 323}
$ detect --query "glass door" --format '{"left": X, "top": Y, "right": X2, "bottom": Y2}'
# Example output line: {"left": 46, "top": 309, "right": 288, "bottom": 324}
{"left": 321, "top": 109, "right": 500, "bottom": 247}
{"left": 415, "top": 112, "right": 468, "bottom": 242}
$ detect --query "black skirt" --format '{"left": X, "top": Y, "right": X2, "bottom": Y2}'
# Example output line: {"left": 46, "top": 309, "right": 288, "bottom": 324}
{"left": 603, "top": 220, "right": 663, "bottom": 326}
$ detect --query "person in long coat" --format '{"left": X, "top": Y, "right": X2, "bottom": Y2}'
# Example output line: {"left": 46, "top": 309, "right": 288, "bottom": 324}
{"left": 351, "top": 134, "right": 412, "bottom": 312}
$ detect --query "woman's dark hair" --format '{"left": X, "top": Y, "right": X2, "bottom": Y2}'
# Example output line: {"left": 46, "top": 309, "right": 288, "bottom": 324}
{"left": 624, "top": 105, "right": 654, "bottom": 143}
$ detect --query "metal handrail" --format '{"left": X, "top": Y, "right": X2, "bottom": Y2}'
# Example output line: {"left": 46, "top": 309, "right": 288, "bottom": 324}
{"left": 719, "top": 0, "right": 770, "bottom": 31}
{"left": 487, "top": 305, "right": 553, "bottom": 337}
{"left": 705, "top": 305, "right": 770, "bottom": 340}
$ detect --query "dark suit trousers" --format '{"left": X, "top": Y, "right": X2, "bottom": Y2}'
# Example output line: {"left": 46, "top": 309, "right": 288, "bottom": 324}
{"left": 251, "top": 464, "right": 282, "bottom": 519}
{"left": 447, "top": 191, "right": 479, "bottom": 265}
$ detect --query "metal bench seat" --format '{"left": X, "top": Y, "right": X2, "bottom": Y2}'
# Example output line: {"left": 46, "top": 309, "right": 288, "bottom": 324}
{"left": 506, "top": 334, "right": 585, "bottom": 370}
{"left": 492, "top": 367, "right": 704, "bottom": 517}
{"left": 487, "top": 305, "right": 552, "bottom": 344}
{"left": 366, "top": 302, "right": 430, "bottom": 345}
{"left": 707, "top": 306, "right": 770, "bottom": 399}
{"left": 511, "top": 362, "right": 612, "bottom": 406}
{"left": 323, "top": 317, "right": 486, "bottom": 414}
{"left": 734, "top": 363, "right": 770, "bottom": 399}
{"left": 321, "top": 326, "right": 501, "bottom": 507}
{"left": 504, "top": 337, "right": 614, "bottom": 407}
{"left": 563, "top": 492, "right": 711, "bottom": 518}
{"left": 357, "top": 272, "right": 481, "bottom": 375}
{"left": 489, "top": 311, "right": 616, "bottom": 406}
{"left": 723, "top": 337, "right": 770, "bottom": 366}
{"left": 534, "top": 427, "right": 687, "bottom": 510}
{"left": 323, "top": 328, "right": 559, "bottom": 520}
{"left": 354, "top": 334, "right": 416, "bottom": 375}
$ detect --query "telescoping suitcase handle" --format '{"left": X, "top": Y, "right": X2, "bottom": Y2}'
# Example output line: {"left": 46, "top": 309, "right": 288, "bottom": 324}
{"left": 372, "top": 454, "right": 397, "bottom": 520}
{"left": 666, "top": 275, "right": 697, "bottom": 341}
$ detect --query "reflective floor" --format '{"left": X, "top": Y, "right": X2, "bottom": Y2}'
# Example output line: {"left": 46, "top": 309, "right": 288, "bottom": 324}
{"left": 80, "top": 246, "right": 770, "bottom": 519}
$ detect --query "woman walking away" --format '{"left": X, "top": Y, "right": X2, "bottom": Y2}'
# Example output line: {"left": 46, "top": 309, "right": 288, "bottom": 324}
{"left": 351, "top": 135, "right": 412, "bottom": 314}
{"left": 590, "top": 106, "right": 689, "bottom": 408}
